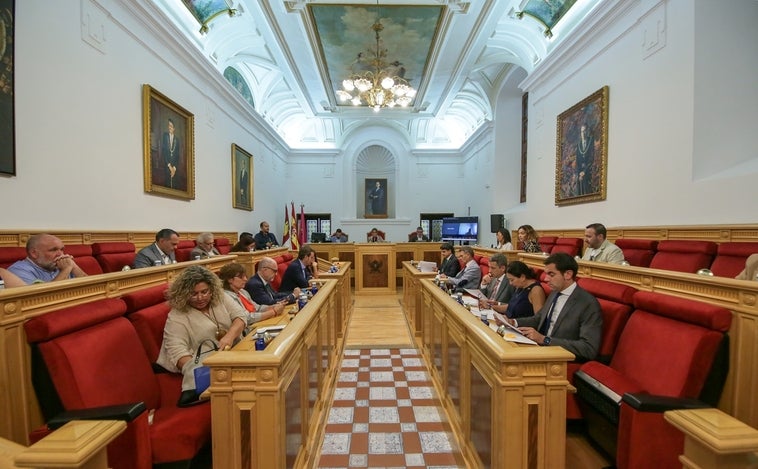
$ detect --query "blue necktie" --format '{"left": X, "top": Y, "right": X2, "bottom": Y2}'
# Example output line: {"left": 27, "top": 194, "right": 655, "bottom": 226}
{"left": 539, "top": 292, "right": 561, "bottom": 336}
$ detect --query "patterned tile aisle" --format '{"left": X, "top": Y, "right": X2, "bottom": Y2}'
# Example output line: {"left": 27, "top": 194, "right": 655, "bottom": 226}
{"left": 317, "top": 348, "right": 466, "bottom": 469}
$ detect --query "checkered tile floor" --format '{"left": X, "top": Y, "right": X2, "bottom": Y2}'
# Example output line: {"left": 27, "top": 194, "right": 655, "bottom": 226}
{"left": 317, "top": 348, "right": 466, "bottom": 469}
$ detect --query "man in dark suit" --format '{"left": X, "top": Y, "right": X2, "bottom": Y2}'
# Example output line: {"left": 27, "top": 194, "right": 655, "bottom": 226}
{"left": 280, "top": 245, "right": 318, "bottom": 292}
{"left": 160, "top": 118, "right": 181, "bottom": 189}
{"left": 244, "top": 257, "right": 300, "bottom": 305}
{"left": 410, "top": 226, "right": 430, "bottom": 242}
{"left": 504, "top": 252, "right": 602, "bottom": 362}
{"left": 438, "top": 242, "right": 461, "bottom": 277}
{"left": 479, "top": 253, "right": 513, "bottom": 306}
{"left": 238, "top": 159, "right": 249, "bottom": 206}
{"left": 254, "top": 221, "right": 279, "bottom": 250}
{"left": 133, "top": 228, "right": 179, "bottom": 268}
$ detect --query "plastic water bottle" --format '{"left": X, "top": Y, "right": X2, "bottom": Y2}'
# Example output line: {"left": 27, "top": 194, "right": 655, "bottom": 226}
{"left": 480, "top": 312, "right": 489, "bottom": 326}
{"left": 255, "top": 332, "right": 266, "bottom": 351}
{"left": 0, "top": 279, "right": 5, "bottom": 290}
{"left": 297, "top": 294, "right": 308, "bottom": 310}
{"left": 310, "top": 281, "right": 318, "bottom": 295}
{"left": 154, "top": 260, "right": 162, "bottom": 266}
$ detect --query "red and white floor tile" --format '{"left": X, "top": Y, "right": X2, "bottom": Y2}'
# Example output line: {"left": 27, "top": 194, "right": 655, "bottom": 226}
{"left": 317, "top": 348, "right": 465, "bottom": 469}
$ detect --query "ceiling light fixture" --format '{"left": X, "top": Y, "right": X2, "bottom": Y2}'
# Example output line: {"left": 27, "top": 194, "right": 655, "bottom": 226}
{"left": 335, "top": 2, "right": 416, "bottom": 112}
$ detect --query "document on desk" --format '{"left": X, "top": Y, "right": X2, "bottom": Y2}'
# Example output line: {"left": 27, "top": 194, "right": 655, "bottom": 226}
{"left": 492, "top": 312, "right": 538, "bottom": 345}
{"left": 464, "top": 288, "right": 485, "bottom": 300}
{"left": 417, "top": 261, "right": 437, "bottom": 272}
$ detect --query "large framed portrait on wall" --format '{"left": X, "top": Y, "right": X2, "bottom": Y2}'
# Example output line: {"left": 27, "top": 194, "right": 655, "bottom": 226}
{"left": 0, "top": 0, "right": 15, "bottom": 176}
{"left": 231, "top": 143, "right": 253, "bottom": 211}
{"left": 142, "top": 84, "right": 195, "bottom": 200}
{"left": 365, "top": 178, "right": 387, "bottom": 218}
{"left": 555, "top": 86, "right": 609, "bottom": 206}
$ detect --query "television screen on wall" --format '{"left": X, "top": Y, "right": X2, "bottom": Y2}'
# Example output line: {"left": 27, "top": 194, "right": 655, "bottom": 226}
{"left": 441, "top": 216, "right": 478, "bottom": 242}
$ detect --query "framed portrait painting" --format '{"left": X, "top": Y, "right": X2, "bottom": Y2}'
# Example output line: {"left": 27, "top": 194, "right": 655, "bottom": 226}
{"left": 231, "top": 143, "right": 253, "bottom": 211}
{"left": 365, "top": 178, "right": 387, "bottom": 218}
{"left": 555, "top": 86, "right": 609, "bottom": 206}
{"left": 0, "top": 0, "right": 15, "bottom": 176}
{"left": 142, "top": 84, "right": 195, "bottom": 200}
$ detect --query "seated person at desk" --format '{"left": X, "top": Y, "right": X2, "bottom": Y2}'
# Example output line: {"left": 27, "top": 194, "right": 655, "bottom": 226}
{"left": 133, "top": 228, "right": 179, "bottom": 268}
{"left": 498, "top": 253, "right": 601, "bottom": 361}
{"left": 439, "top": 242, "right": 461, "bottom": 277}
{"left": 244, "top": 257, "right": 301, "bottom": 305}
{"left": 489, "top": 261, "right": 545, "bottom": 318}
{"left": 190, "top": 232, "right": 220, "bottom": 259}
{"left": 581, "top": 223, "right": 624, "bottom": 264}
{"left": 156, "top": 266, "right": 246, "bottom": 404}
{"left": 0, "top": 267, "right": 25, "bottom": 288}
{"left": 494, "top": 227, "right": 514, "bottom": 250}
{"left": 736, "top": 254, "right": 758, "bottom": 281}
{"left": 439, "top": 246, "right": 481, "bottom": 291}
{"left": 254, "top": 222, "right": 279, "bottom": 250}
{"left": 8, "top": 234, "right": 88, "bottom": 284}
{"left": 367, "top": 228, "right": 384, "bottom": 242}
{"left": 230, "top": 232, "right": 255, "bottom": 253}
{"left": 218, "top": 263, "right": 285, "bottom": 326}
{"left": 410, "top": 226, "right": 429, "bottom": 242}
{"left": 478, "top": 253, "right": 512, "bottom": 306}
{"left": 280, "top": 245, "right": 319, "bottom": 292}
{"left": 517, "top": 224, "right": 542, "bottom": 253}
{"left": 330, "top": 229, "right": 348, "bottom": 243}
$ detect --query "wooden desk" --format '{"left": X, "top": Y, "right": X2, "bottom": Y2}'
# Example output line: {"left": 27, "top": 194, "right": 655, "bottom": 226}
{"left": 354, "top": 243, "right": 396, "bottom": 294}
{"left": 400, "top": 261, "right": 436, "bottom": 344}
{"left": 417, "top": 279, "right": 574, "bottom": 468}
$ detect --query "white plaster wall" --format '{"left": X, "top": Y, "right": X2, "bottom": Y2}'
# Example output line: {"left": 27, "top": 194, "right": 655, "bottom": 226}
{"left": 504, "top": 0, "right": 757, "bottom": 231}
{"left": 3, "top": 0, "right": 287, "bottom": 234}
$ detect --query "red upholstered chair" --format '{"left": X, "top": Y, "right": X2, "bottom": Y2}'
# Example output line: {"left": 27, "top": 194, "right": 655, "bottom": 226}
{"left": 475, "top": 255, "right": 489, "bottom": 277}
{"left": 366, "top": 230, "right": 386, "bottom": 242}
{"left": 575, "top": 291, "right": 731, "bottom": 469}
{"left": 563, "top": 278, "right": 637, "bottom": 419}
{"left": 63, "top": 244, "right": 103, "bottom": 275}
{"left": 272, "top": 255, "right": 287, "bottom": 291}
{"left": 91, "top": 242, "right": 136, "bottom": 273}
{"left": 649, "top": 240, "right": 717, "bottom": 273}
{"left": 537, "top": 236, "right": 557, "bottom": 253}
{"left": 122, "top": 284, "right": 170, "bottom": 364}
{"left": 614, "top": 239, "right": 658, "bottom": 267}
{"left": 709, "top": 242, "right": 758, "bottom": 278}
{"left": 0, "top": 246, "right": 28, "bottom": 268}
{"left": 214, "top": 237, "right": 231, "bottom": 254}
{"left": 174, "top": 240, "right": 196, "bottom": 262}
{"left": 551, "top": 237, "right": 583, "bottom": 257}
{"left": 24, "top": 298, "right": 211, "bottom": 469}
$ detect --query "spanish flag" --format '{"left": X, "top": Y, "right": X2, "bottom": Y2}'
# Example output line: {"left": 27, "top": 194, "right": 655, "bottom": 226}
{"left": 290, "top": 202, "right": 299, "bottom": 251}
{"left": 282, "top": 204, "right": 290, "bottom": 248}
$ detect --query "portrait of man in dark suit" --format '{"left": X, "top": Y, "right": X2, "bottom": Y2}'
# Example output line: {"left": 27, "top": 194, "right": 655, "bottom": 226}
{"left": 365, "top": 178, "right": 387, "bottom": 217}
{"left": 232, "top": 144, "right": 253, "bottom": 210}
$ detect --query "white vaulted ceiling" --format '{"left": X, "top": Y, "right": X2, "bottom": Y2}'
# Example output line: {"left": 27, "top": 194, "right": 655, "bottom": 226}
{"left": 153, "top": 0, "right": 600, "bottom": 150}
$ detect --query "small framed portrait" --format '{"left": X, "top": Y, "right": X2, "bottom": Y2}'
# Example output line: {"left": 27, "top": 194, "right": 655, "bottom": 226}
{"left": 555, "top": 86, "right": 609, "bottom": 206}
{"left": 142, "top": 84, "right": 195, "bottom": 200}
{"left": 0, "top": 0, "right": 16, "bottom": 176}
{"left": 365, "top": 178, "right": 387, "bottom": 218}
{"left": 231, "top": 143, "right": 253, "bottom": 211}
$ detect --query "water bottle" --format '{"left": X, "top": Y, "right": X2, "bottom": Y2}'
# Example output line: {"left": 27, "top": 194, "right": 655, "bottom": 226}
{"left": 480, "top": 312, "right": 489, "bottom": 326}
{"left": 0, "top": 279, "right": 5, "bottom": 290}
{"left": 297, "top": 294, "right": 308, "bottom": 310}
{"left": 456, "top": 293, "right": 464, "bottom": 305}
{"left": 310, "top": 281, "right": 318, "bottom": 295}
{"left": 153, "top": 260, "right": 162, "bottom": 266}
{"left": 255, "top": 332, "right": 266, "bottom": 351}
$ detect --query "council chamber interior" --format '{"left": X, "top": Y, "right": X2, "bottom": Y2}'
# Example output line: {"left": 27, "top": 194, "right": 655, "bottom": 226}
{"left": 1, "top": 1, "right": 758, "bottom": 468}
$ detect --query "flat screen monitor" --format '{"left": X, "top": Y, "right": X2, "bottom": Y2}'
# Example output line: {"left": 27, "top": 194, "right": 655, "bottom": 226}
{"left": 311, "top": 232, "right": 327, "bottom": 243}
{"left": 441, "top": 216, "right": 479, "bottom": 242}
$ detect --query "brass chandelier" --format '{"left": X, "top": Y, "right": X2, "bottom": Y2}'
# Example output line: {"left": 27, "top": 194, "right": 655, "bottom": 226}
{"left": 335, "top": 7, "right": 416, "bottom": 111}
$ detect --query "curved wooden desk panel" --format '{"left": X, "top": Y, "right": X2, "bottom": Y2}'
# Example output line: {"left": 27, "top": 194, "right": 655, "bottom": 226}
{"left": 418, "top": 279, "right": 574, "bottom": 469}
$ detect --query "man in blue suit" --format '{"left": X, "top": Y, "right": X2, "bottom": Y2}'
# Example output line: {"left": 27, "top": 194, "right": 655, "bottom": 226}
{"left": 244, "top": 257, "right": 300, "bottom": 305}
{"left": 280, "top": 245, "right": 319, "bottom": 292}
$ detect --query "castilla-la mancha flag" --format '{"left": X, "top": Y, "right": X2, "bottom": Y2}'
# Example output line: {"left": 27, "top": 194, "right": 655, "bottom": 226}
{"left": 282, "top": 204, "right": 290, "bottom": 248}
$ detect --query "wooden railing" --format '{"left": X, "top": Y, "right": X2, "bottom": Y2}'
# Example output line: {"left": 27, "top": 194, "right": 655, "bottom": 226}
{"left": 411, "top": 277, "right": 573, "bottom": 468}
{"left": 204, "top": 265, "right": 352, "bottom": 468}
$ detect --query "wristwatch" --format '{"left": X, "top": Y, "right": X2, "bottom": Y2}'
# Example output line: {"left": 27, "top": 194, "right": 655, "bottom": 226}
{"left": 543, "top": 336, "right": 551, "bottom": 346}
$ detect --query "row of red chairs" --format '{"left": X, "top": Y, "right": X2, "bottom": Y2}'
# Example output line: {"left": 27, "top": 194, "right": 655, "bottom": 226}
{"left": 537, "top": 236, "right": 758, "bottom": 277}
{"left": 0, "top": 238, "right": 233, "bottom": 274}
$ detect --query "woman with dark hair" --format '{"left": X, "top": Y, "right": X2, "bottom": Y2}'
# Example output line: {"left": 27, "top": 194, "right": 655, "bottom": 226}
{"left": 517, "top": 224, "right": 541, "bottom": 253}
{"left": 217, "top": 263, "right": 284, "bottom": 327}
{"left": 157, "top": 265, "right": 247, "bottom": 400}
{"left": 495, "top": 227, "right": 513, "bottom": 250}
{"left": 491, "top": 261, "right": 545, "bottom": 319}
{"left": 230, "top": 232, "right": 255, "bottom": 252}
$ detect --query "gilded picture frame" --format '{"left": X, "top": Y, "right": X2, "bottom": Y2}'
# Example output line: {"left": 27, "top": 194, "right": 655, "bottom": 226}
{"left": 0, "top": 0, "right": 15, "bottom": 176}
{"left": 142, "top": 84, "right": 195, "bottom": 200}
{"left": 231, "top": 143, "right": 253, "bottom": 211}
{"left": 555, "top": 86, "right": 609, "bottom": 206}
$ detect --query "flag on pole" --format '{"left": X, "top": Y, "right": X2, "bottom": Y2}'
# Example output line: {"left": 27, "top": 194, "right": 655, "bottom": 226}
{"left": 282, "top": 204, "right": 290, "bottom": 248}
{"left": 299, "top": 204, "right": 306, "bottom": 246}
{"left": 290, "top": 202, "right": 299, "bottom": 251}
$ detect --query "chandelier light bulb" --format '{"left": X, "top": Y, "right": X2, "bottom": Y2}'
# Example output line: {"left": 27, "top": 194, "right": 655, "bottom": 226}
{"left": 342, "top": 79, "right": 355, "bottom": 92}
{"left": 381, "top": 76, "right": 394, "bottom": 89}
{"left": 351, "top": 97, "right": 361, "bottom": 106}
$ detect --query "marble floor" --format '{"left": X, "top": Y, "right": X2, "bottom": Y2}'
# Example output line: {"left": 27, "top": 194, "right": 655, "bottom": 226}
{"left": 317, "top": 348, "right": 466, "bottom": 469}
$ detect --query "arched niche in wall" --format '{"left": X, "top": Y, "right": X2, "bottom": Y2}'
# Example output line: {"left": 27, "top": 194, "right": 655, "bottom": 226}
{"left": 355, "top": 145, "right": 396, "bottom": 219}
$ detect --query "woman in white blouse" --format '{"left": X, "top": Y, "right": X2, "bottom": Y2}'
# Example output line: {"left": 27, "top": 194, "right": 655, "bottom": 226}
{"left": 495, "top": 227, "right": 514, "bottom": 251}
